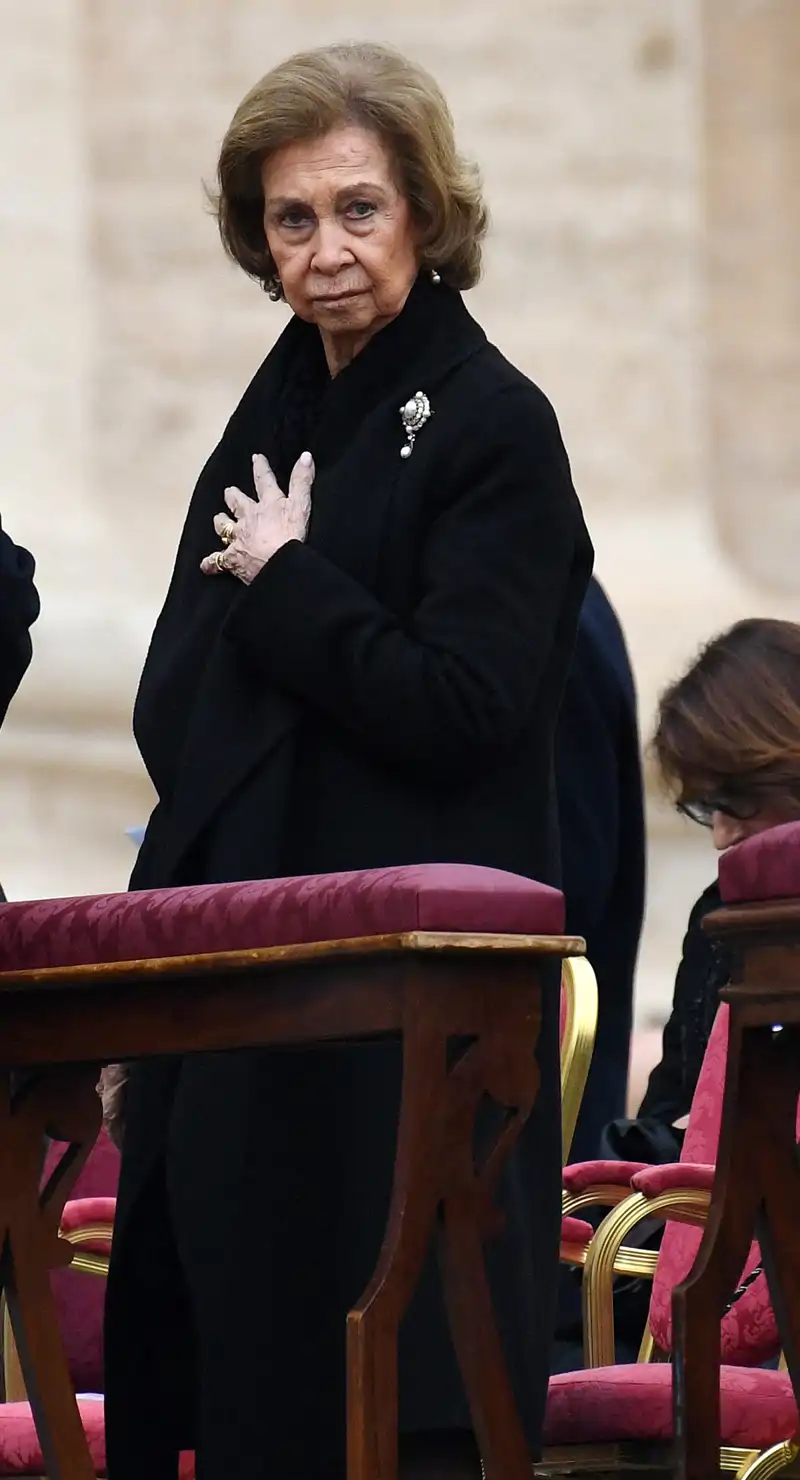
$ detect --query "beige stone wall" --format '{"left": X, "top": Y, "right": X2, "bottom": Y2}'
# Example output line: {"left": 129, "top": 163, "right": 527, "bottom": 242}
{"left": 0, "top": 0, "right": 797, "bottom": 1036}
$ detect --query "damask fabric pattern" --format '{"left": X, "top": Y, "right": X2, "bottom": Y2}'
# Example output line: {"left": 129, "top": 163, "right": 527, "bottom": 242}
{"left": 646, "top": 1005, "right": 790, "bottom": 1365}
{"left": 719, "top": 818, "right": 800, "bottom": 903}
{"left": 0, "top": 1402, "right": 195, "bottom": 1479}
{"left": 544, "top": 1364, "right": 799, "bottom": 1447}
{"left": 0, "top": 863, "right": 565, "bottom": 972}
{"left": 0, "top": 1401, "right": 107, "bottom": 1474}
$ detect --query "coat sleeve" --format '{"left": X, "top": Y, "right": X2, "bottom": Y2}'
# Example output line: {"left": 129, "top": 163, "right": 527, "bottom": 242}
{"left": 555, "top": 634, "right": 621, "bottom": 937}
{"left": 0, "top": 518, "right": 40, "bottom": 726}
{"left": 224, "top": 383, "right": 589, "bottom": 782}
{"left": 636, "top": 886, "right": 722, "bottom": 1125}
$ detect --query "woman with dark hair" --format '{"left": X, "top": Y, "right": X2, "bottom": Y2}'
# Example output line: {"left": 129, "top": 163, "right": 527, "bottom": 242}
{"left": 103, "top": 40, "right": 592, "bottom": 1480}
{"left": 638, "top": 617, "right": 800, "bottom": 1144}
{"left": 599, "top": 618, "right": 800, "bottom": 1353}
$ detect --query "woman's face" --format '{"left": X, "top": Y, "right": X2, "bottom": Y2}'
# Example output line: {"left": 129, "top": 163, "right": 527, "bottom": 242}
{"left": 679, "top": 788, "right": 800, "bottom": 850}
{"left": 262, "top": 125, "right": 420, "bottom": 356}
{"left": 710, "top": 801, "right": 796, "bottom": 852}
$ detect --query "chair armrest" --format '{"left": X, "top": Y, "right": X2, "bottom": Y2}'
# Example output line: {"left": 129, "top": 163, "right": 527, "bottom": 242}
{"left": 559, "top": 1208, "right": 660, "bottom": 1282}
{"left": 560, "top": 1214, "right": 594, "bottom": 1265}
{"left": 630, "top": 1162, "right": 715, "bottom": 1197}
{"left": 581, "top": 1186, "right": 712, "bottom": 1368}
{"left": 563, "top": 1159, "right": 649, "bottom": 1196}
{"left": 562, "top": 1159, "right": 649, "bottom": 1221}
{"left": 59, "top": 1196, "right": 116, "bottom": 1276}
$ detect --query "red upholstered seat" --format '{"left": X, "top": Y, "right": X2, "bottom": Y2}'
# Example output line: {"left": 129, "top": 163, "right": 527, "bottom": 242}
{"left": 0, "top": 1403, "right": 194, "bottom": 1479}
{"left": 0, "top": 1401, "right": 106, "bottom": 1475}
{"left": 0, "top": 864, "right": 564, "bottom": 972}
{"left": 719, "top": 818, "right": 800, "bottom": 904}
{"left": 545, "top": 1364, "right": 799, "bottom": 1450}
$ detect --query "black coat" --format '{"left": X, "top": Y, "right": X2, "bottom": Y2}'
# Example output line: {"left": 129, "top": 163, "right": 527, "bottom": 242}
{"left": 555, "top": 577, "right": 645, "bottom": 1161}
{"left": 0, "top": 519, "right": 39, "bottom": 903}
{"left": 104, "top": 276, "right": 593, "bottom": 1480}
{"left": 0, "top": 518, "right": 39, "bottom": 728}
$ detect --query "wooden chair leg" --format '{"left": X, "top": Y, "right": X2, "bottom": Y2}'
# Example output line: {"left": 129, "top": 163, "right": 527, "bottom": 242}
{"left": 5, "top": 1239, "right": 96, "bottom": 1480}
{"left": 439, "top": 1212, "right": 531, "bottom": 1480}
{"left": 750, "top": 1026, "right": 800, "bottom": 1405}
{"left": 347, "top": 1008, "right": 445, "bottom": 1480}
{"left": 0, "top": 1068, "right": 101, "bottom": 1480}
{"left": 347, "top": 963, "right": 543, "bottom": 1480}
{"left": 673, "top": 1020, "right": 763, "bottom": 1480}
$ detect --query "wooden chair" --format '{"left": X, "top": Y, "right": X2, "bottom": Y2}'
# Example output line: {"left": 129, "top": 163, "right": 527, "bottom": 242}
{"left": 539, "top": 1008, "right": 800, "bottom": 1477}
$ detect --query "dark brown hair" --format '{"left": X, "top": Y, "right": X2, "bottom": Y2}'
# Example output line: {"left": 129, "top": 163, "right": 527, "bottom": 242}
{"left": 212, "top": 41, "right": 488, "bottom": 297}
{"left": 653, "top": 618, "right": 800, "bottom": 809}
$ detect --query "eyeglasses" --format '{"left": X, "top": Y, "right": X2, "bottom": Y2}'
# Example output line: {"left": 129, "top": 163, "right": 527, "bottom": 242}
{"left": 677, "top": 794, "right": 762, "bottom": 828}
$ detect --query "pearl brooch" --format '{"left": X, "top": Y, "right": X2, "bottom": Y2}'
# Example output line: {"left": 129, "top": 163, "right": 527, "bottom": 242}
{"left": 399, "top": 391, "right": 432, "bottom": 459}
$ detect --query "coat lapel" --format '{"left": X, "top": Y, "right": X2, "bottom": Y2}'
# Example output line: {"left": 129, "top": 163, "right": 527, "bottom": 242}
{"left": 143, "top": 277, "right": 487, "bottom": 883}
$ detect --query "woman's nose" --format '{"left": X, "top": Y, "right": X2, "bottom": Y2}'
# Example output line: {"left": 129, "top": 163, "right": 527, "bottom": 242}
{"left": 711, "top": 811, "right": 745, "bottom": 851}
{"left": 310, "top": 220, "right": 354, "bottom": 275}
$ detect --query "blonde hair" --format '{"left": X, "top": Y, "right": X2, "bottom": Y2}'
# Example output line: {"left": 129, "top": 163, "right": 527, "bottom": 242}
{"left": 212, "top": 41, "right": 488, "bottom": 296}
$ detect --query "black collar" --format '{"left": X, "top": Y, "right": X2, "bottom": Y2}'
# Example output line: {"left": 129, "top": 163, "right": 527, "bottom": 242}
{"left": 269, "top": 272, "right": 487, "bottom": 474}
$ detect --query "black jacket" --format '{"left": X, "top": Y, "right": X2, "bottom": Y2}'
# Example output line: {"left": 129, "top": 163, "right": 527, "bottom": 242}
{"left": 106, "top": 276, "right": 593, "bottom": 1478}
{"left": 555, "top": 577, "right": 645, "bottom": 1160}
{"left": 0, "top": 518, "right": 39, "bottom": 727}
{"left": 601, "top": 881, "right": 729, "bottom": 1165}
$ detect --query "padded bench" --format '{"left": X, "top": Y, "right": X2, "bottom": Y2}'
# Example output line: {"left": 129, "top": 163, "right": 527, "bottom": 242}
{"left": 0, "top": 862, "right": 581, "bottom": 1480}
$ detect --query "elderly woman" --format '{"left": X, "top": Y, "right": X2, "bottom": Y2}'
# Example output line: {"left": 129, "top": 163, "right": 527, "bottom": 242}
{"left": 104, "top": 41, "right": 592, "bottom": 1480}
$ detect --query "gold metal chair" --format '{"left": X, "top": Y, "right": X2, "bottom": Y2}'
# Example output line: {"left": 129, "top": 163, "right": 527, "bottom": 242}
{"left": 541, "top": 1183, "right": 800, "bottom": 1479}
{"left": 559, "top": 956, "right": 598, "bottom": 1163}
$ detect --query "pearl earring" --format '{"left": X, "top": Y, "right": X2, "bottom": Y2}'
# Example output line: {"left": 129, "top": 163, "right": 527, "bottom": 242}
{"left": 430, "top": 269, "right": 441, "bottom": 285}
{"left": 266, "top": 277, "right": 282, "bottom": 302}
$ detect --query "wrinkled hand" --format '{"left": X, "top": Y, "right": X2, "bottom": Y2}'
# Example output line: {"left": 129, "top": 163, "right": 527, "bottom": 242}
{"left": 201, "top": 451, "right": 314, "bottom": 585}
{"left": 98, "top": 1063, "right": 129, "bottom": 1151}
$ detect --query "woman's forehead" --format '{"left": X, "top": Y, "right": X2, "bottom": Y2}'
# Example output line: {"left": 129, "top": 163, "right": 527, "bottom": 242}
{"left": 261, "top": 126, "right": 396, "bottom": 202}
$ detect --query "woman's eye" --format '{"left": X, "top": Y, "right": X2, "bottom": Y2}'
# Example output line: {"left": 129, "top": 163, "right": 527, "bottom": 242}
{"left": 347, "top": 200, "right": 376, "bottom": 221}
{"left": 279, "top": 207, "right": 313, "bottom": 230}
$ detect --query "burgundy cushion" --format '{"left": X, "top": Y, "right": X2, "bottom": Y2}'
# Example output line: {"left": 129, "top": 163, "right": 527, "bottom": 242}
{"left": 719, "top": 819, "right": 800, "bottom": 904}
{"left": 0, "top": 865, "right": 564, "bottom": 973}
{"left": 544, "top": 1364, "right": 799, "bottom": 1449}
{"left": 560, "top": 1216, "right": 593, "bottom": 1246}
{"left": 562, "top": 1160, "right": 647, "bottom": 1196}
{"left": 59, "top": 1198, "right": 115, "bottom": 1254}
{"left": 648, "top": 1007, "right": 780, "bottom": 1363}
{"left": 0, "top": 1401, "right": 106, "bottom": 1474}
{"left": 0, "top": 1403, "right": 195, "bottom": 1479}
{"left": 631, "top": 1162, "right": 715, "bottom": 1197}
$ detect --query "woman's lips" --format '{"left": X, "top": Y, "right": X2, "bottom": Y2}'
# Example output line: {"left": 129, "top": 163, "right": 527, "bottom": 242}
{"left": 311, "top": 288, "right": 368, "bottom": 304}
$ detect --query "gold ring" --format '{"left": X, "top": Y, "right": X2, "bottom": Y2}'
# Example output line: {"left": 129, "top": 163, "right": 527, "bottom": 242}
{"left": 220, "top": 522, "right": 236, "bottom": 546}
{"left": 214, "top": 549, "right": 227, "bottom": 573}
